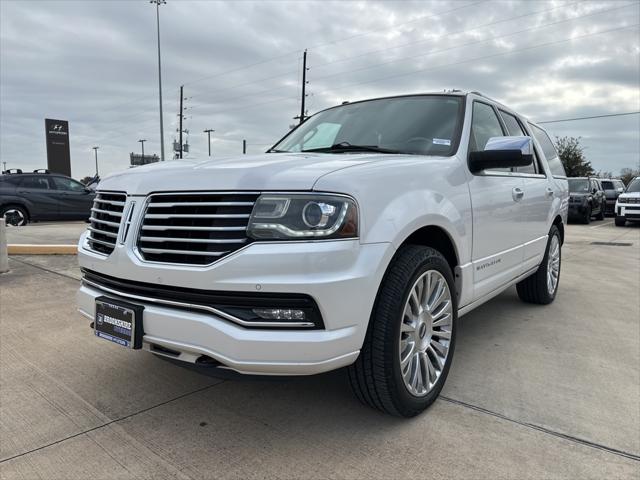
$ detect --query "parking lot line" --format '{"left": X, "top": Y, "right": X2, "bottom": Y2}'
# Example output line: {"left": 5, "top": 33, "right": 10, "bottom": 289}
{"left": 589, "top": 220, "right": 614, "bottom": 229}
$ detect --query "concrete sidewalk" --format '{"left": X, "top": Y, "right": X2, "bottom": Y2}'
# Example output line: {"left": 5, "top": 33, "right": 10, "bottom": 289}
{"left": 5, "top": 221, "right": 86, "bottom": 245}
{"left": 1, "top": 222, "right": 638, "bottom": 479}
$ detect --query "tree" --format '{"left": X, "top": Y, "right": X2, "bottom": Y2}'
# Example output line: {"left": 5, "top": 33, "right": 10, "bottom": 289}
{"left": 554, "top": 136, "right": 594, "bottom": 177}
{"left": 620, "top": 168, "right": 640, "bottom": 186}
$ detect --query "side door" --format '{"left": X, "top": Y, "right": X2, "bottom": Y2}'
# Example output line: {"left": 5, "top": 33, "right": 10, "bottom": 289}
{"left": 499, "top": 110, "right": 553, "bottom": 272}
{"left": 16, "top": 175, "right": 58, "bottom": 220}
{"left": 593, "top": 179, "right": 605, "bottom": 213}
{"left": 51, "top": 176, "right": 95, "bottom": 219}
{"left": 466, "top": 101, "right": 526, "bottom": 300}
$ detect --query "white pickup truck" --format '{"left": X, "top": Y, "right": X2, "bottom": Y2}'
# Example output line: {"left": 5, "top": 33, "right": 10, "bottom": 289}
{"left": 77, "top": 91, "right": 569, "bottom": 417}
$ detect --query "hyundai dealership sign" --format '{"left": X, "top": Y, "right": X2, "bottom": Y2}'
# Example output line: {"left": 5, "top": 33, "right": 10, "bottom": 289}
{"left": 44, "top": 118, "right": 71, "bottom": 176}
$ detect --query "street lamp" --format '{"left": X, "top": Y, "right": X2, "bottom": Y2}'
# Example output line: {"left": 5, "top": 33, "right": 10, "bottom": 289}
{"left": 138, "top": 139, "right": 147, "bottom": 158}
{"left": 203, "top": 129, "right": 215, "bottom": 156}
{"left": 92, "top": 146, "right": 99, "bottom": 176}
{"left": 151, "top": 0, "right": 166, "bottom": 161}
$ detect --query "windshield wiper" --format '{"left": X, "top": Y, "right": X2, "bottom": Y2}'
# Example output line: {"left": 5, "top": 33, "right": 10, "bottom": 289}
{"left": 301, "top": 142, "right": 402, "bottom": 154}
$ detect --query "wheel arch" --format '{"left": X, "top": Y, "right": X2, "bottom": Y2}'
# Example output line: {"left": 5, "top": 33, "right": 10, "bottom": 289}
{"left": 552, "top": 215, "right": 564, "bottom": 244}
{"left": 1, "top": 202, "right": 31, "bottom": 221}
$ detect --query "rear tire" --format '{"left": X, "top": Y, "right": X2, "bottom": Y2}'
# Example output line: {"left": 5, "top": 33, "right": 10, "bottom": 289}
{"left": 596, "top": 203, "right": 605, "bottom": 220}
{"left": 348, "top": 245, "right": 457, "bottom": 417}
{"left": 582, "top": 206, "right": 591, "bottom": 224}
{"left": 615, "top": 216, "right": 626, "bottom": 227}
{"left": 1, "top": 205, "right": 28, "bottom": 226}
{"left": 516, "top": 225, "right": 561, "bottom": 305}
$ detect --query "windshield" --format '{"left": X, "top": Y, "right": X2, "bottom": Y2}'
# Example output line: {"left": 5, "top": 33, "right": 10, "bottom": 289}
{"left": 568, "top": 179, "right": 590, "bottom": 193}
{"left": 601, "top": 181, "right": 614, "bottom": 190}
{"left": 626, "top": 178, "right": 640, "bottom": 193}
{"left": 272, "top": 95, "right": 464, "bottom": 156}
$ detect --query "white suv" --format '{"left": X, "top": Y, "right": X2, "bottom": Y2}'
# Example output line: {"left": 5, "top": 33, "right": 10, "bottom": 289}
{"left": 615, "top": 176, "right": 640, "bottom": 226}
{"left": 77, "top": 92, "right": 569, "bottom": 417}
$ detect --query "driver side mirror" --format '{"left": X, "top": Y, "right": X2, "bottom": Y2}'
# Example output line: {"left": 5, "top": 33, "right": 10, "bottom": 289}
{"left": 468, "top": 136, "right": 534, "bottom": 173}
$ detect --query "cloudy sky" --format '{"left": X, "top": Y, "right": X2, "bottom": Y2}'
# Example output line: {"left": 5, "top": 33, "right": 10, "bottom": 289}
{"left": 1, "top": 0, "right": 638, "bottom": 179}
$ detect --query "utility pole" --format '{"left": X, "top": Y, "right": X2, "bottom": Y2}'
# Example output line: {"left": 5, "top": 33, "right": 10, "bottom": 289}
{"left": 2, "top": 162, "right": 6, "bottom": 172}
{"left": 294, "top": 49, "right": 309, "bottom": 125}
{"left": 138, "top": 139, "right": 146, "bottom": 158}
{"left": 203, "top": 129, "right": 214, "bottom": 156}
{"left": 92, "top": 146, "right": 99, "bottom": 176}
{"left": 178, "top": 85, "right": 184, "bottom": 159}
{"left": 243, "top": 139, "right": 247, "bottom": 154}
{"left": 151, "top": 0, "right": 166, "bottom": 161}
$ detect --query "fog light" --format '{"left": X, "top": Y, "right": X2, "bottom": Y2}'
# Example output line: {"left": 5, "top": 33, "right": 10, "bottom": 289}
{"left": 252, "top": 308, "right": 306, "bottom": 321}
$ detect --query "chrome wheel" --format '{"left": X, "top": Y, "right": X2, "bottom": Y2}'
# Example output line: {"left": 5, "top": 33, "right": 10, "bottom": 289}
{"left": 3, "top": 208, "right": 27, "bottom": 226}
{"left": 399, "top": 270, "right": 453, "bottom": 397}
{"left": 546, "top": 235, "right": 560, "bottom": 295}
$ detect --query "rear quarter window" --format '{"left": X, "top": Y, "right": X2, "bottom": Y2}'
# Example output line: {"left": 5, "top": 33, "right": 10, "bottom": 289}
{"left": 529, "top": 124, "right": 566, "bottom": 178}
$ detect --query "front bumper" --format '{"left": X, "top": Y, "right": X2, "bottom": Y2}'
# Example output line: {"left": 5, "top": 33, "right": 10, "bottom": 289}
{"left": 616, "top": 203, "right": 640, "bottom": 221}
{"left": 77, "top": 234, "right": 394, "bottom": 375}
{"left": 568, "top": 203, "right": 588, "bottom": 217}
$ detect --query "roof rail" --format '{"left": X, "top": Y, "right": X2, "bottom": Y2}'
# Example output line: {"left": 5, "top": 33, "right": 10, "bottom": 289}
{"left": 33, "top": 169, "right": 50, "bottom": 174}
{"left": 2, "top": 168, "right": 23, "bottom": 174}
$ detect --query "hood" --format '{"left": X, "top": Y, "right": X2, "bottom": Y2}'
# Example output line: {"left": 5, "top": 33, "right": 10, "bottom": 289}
{"left": 569, "top": 192, "right": 590, "bottom": 197}
{"left": 619, "top": 192, "right": 640, "bottom": 200}
{"left": 98, "top": 153, "right": 397, "bottom": 195}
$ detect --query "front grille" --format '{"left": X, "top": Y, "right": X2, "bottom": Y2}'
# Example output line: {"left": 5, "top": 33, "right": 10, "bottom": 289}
{"left": 137, "top": 192, "right": 259, "bottom": 265}
{"left": 87, "top": 192, "right": 127, "bottom": 255}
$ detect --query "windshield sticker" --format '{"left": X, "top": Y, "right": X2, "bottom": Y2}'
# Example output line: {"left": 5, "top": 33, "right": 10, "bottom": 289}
{"left": 433, "top": 138, "right": 451, "bottom": 146}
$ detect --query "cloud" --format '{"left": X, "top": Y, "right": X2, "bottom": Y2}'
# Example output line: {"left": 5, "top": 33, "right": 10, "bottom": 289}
{"left": 0, "top": 0, "right": 638, "bottom": 177}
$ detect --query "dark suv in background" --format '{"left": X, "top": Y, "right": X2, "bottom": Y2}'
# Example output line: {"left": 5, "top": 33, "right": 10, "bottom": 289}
{"left": 0, "top": 169, "right": 95, "bottom": 226}
{"left": 568, "top": 177, "right": 605, "bottom": 224}
{"left": 601, "top": 178, "right": 626, "bottom": 216}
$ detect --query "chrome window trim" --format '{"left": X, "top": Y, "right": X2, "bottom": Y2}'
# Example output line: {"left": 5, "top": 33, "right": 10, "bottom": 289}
{"left": 81, "top": 278, "right": 316, "bottom": 328}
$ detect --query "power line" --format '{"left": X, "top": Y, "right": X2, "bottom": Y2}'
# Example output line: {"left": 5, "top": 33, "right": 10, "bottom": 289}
{"left": 538, "top": 112, "right": 640, "bottom": 124}
{"left": 187, "top": 2, "right": 630, "bottom": 115}
{"left": 311, "top": 2, "right": 635, "bottom": 83}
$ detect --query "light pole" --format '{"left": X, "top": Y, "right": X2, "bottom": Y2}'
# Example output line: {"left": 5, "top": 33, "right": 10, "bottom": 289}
{"left": 138, "top": 139, "right": 147, "bottom": 158}
{"left": 151, "top": 0, "right": 166, "bottom": 161}
{"left": 92, "top": 146, "right": 99, "bottom": 176}
{"left": 203, "top": 129, "right": 214, "bottom": 156}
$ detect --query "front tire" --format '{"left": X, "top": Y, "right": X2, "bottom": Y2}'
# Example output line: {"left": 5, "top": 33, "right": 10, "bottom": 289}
{"left": 596, "top": 202, "right": 605, "bottom": 220}
{"left": 615, "top": 216, "right": 626, "bottom": 227}
{"left": 348, "top": 245, "right": 457, "bottom": 417}
{"left": 582, "top": 205, "right": 592, "bottom": 224}
{"left": 1, "top": 205, "right": 28, "bottom": 226}
{"left": 516, "top": 225, "right": 561, "bottom": 305}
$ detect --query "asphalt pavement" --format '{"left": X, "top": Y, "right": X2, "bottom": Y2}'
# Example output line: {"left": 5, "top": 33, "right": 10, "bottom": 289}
{"left": 0, "top": 220, "right": 638, "bottom": 479}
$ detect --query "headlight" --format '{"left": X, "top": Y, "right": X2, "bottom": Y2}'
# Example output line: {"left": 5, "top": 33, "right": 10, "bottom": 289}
{"left": 247, "top": 194, "right": 358, "bottom": 240}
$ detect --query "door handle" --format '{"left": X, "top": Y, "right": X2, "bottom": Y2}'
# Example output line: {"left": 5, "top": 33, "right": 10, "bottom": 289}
{"left": 512, "top": 187, "right": 524, "bottom": 202}
{"left": 546, "top": 187, "right": 554, "bottom": 198}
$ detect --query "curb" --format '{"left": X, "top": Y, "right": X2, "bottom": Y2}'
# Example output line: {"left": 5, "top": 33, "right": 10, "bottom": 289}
{"left": 8, "top": 244, "right": 77, "bottom": 255}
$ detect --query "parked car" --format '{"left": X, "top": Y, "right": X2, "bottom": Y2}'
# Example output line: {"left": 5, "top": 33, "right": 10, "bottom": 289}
{"left": 567, "top": 177, "right": 605, "bottom": 223}
{"left": 77, "top": 91, "right": 568, "bottom": 417}
{"left": 615, "top": 176, "right": 640, "bottom": 226}
{"left": 601, "top": 178, "right": 626, "bottom": 216}
{"left": 0, "top": 169, "right": 95, "bottom": 226}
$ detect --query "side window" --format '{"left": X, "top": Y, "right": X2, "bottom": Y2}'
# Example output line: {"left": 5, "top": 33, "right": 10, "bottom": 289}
{"left": 530, "top": 124, "right": 566, "bottom": 177}
{"left": 53, "top": 177, "right": 86, "bottom": 192}
{"left": 470, "top": 102, "right": 509, "bottom": 172}
{"left": 20, "top": 176, "right": 52, "bottom": 189}
{"left": 499, "top": 110, "right": 537, "bottom": 174}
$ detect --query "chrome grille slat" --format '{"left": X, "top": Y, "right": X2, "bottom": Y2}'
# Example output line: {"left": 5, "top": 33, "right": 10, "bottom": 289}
{"left": 88, "top": 227, "right": 118, "bottom": 238}
{"left": 137, "top": 192, "right": 259, "bottom": 265}
{"left": 149, "top": 201, "right": 255, "bottom": 208}
{"left": 140, "top": 248, "right": 230, "bottom": 257}
{"left": 139, "top": 236, "right": 246, "bottom": 244}
{"left": 87, "top": 191, "right": 126, "bottom": 255}
{"left": 91, "top": 218, "right": 121, "bottom": 228}
{"left": 144, "top": 213, "right": 250, "bottom": 219}
{"left": 141, "top": 225, "right": 246, "bottom": 231}
{"left": 91, "top": 208, "right": 123, "bottom": 217}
